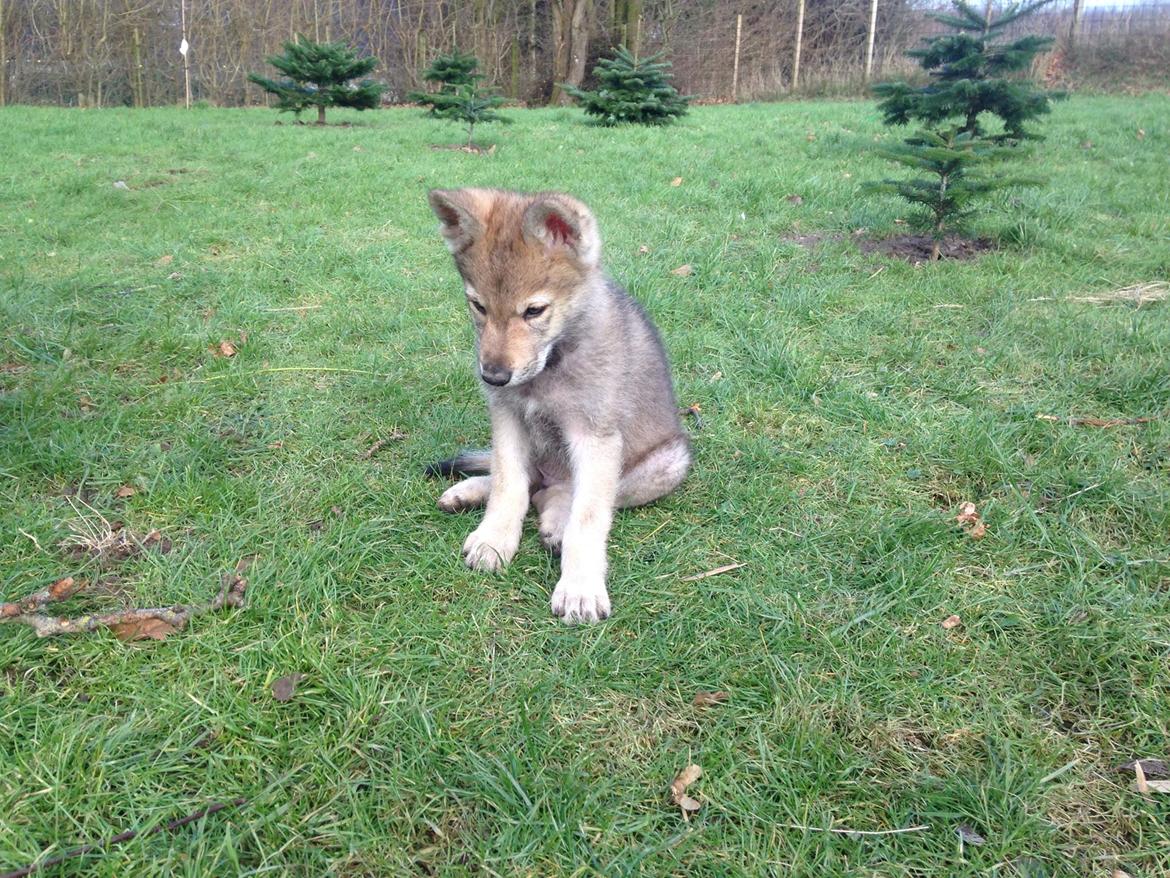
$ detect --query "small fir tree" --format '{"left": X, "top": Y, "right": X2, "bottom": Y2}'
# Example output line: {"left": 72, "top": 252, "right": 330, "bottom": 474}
{"left": 446, "top": 85, "right": 509, "bottom": 148}
{"left": 408, "top": 50, "right": 481, "bottom": 116}
{"left": 873, "top": 0, "right": 1057, "bottom": 142}
{"left": 864, "top": 129, "right": 1038, "bottom": 261}
{"left": 564, "top": 46, "right": 690, "bottom": 126}
{"left": 410, "top": 51, "right": 509, "bottom": 147}
{"left": 866, "top": 1, "right": 1056, "bottom": 259}
{"left": 248, "top": 37, "right": 383, "bottom": 125}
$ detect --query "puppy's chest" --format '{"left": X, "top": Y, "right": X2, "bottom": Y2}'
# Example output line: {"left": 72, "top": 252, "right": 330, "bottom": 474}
{"left": 516, "top": 397, "right": 567, "bottom": 461}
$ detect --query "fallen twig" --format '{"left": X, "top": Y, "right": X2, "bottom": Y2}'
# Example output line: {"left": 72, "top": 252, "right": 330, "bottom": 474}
{"left": 0, "top": 798, "right": 248, "bottom": 878}
{"left": 1, "top": 576, "right": 84, "bottom": 619}
{"left": 1069, "top": 281, "right": 1168, "bottom": 306}
{"left": 361, "top": 430, "right": 407, "bottom": 459}
{"left": 680, "top": 562, "right": 746, "bottom": 582}
{"left": 176, "top": 367, "right": 393, "bottom": 386}
{"left": 1028, "top": 282, "right": 1167, "bottom": 308}
{"left": 776, "top": 822, "right": 930, "bottom": 837}
{"left": 1, "top": 566, "right": 247, "bottom": 640}
{"left": 1036, "top": 413, "right": 1158, "bottom": 428}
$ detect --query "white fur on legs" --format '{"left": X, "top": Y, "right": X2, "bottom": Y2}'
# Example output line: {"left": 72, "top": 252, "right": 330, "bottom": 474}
{"left": 463, "top": 406, "right": 530, "bottom": 572}
{"left": 551, "top": 431, "right": 622, "bottom": 624}
{"left": 438, "top": 475, "right": 491, "bottom": 513}
{"left": 531, "top": 482, "right": 572, "bottom": 553}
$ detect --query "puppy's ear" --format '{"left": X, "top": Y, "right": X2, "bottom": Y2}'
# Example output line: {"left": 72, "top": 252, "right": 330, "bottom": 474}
{"left": 521, "top": 194, "right": 601, "bottom": 268}
{"left": 428, "top": 188, "right": 486, "bottom": 253}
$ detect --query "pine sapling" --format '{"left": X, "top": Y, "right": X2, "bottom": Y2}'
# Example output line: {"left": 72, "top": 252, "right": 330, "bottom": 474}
{"left": 864, "top": 129, "right": 1038, "bottom": 260}
{"left": 409, "top": 50, "right": 483, "bottom": 116}
{"left": 874, "top": 0, "right": 1058, "bottom": 142}
{"left": 564, "top": 46, "right": 690, "bottom": 126}
{"left": 248, "top": 37, "right": 383, "bottom": 125}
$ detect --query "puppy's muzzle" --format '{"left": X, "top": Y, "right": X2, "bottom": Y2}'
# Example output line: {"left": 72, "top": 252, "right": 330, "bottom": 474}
{"left": 480, "top": 363, "right": 512, "bottom": 386}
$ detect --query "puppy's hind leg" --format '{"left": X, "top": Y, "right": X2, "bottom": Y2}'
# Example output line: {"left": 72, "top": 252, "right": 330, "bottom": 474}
{"left": 438, "top": 475, "right": 491, "bottom": 513}
{"left": 532, "top": 481, "right": 572, "bottom": 554}
{"left": 617, "top": 435, "right": 691, "bottom": 509}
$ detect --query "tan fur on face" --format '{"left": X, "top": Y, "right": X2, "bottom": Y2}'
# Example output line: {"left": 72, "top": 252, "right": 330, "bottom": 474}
{"left": 429, "top": 188, "right": 599, "bottom": 384}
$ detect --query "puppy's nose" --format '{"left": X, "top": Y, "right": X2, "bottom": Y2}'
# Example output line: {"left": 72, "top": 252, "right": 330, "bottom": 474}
{"left": 480, "top": 363, "right": 512, "bottom": 386}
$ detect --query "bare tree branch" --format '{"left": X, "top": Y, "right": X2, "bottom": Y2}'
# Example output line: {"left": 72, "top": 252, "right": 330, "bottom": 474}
{"left": 0, "top": 798, "right": 249, "bottom": 878}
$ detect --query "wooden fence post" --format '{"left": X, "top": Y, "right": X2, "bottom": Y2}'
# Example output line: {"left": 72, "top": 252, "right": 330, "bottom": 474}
{"left": 792, "top": 0, "right": 805, "bottom": 92}
{"left": 180, "top": 0, "right": 191, "bottom": 108}
{"left": 732, "top": 13, "right": 742, "bottom": 101}
{"left": 1069, "top": 0, "right": 1084, "bottom": 48}
{"left": 864, "top": 0, "right": 879, "bottom": 82}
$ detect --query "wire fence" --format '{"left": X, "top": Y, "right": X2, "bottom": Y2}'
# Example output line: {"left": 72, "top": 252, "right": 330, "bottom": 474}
{"left": 1, "top": 1, "right": 1167, "bottom": 108}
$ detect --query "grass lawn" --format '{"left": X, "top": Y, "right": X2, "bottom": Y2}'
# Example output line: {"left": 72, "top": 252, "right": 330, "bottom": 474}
{"left": 2, "top": 96, "right": 1169, "bottom": 876}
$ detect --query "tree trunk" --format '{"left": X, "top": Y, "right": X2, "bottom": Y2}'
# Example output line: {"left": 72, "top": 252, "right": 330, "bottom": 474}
{"left": 548, "top": 0, "right": 591, "bottom": 105}
{"left": 0, "top": 0, "right": 7, "bottom": 107}
{"left": 625, "top": 0, "right": 641, "bottom": 57}
{"left": 565, "top": 0, "right": 590, "bottom": 94}
{"left": 317, "top": 104, "right": 326, "bottom": 125}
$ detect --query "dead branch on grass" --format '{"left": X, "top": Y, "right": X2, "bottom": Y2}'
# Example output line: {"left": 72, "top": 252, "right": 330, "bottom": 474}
{"left": 0, "top": 798, "right": 248, "bottom": 878}
{"left": 1036, "top": 413, "right": 1159, "bottom": 428}
{"left": 775, "top": 821, "right": 930, "bottom": 836}
{"left": 0, "top": 566, "right": 247, "bottom": 640}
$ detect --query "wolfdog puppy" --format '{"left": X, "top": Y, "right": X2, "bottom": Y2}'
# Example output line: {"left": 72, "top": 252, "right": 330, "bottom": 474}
{"left": 427, "top": 188, "right": 690, "bottom": 623}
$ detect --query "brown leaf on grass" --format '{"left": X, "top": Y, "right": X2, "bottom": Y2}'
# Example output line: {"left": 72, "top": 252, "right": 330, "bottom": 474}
{"left": 670, "top": 176, "right": 683, "bottom": 187}
{"left": 214, "top": 340, "right": 237, "bottom": 358}
{"left": 155, "top": 254, "right": 174, "bottom": 267}
{"left": 941, "top": 614, "right": 962, "bottom": 630}
{"left": 671, "top": 264, "right": 693, "bottom": 277}
{"left": 1116, "top": 759, "right": 1169, "bottom": 779}
{"left": 142, "top": 529, "right": 173, "bottom": 554}
{"left": 49, "top": 576, "right": 79, "bottom": 600}
{"left": 115, "top": 485, "right": 137, "bottom": 498}
{"left": 272, "top": 673, "right": 306, "bottom": 702}
{"left": 786, "top": 194, "right": 804, "bottom": 205}
{"left": 670, "top": 764, "right": 702, "bottom": 817}
{"left": 693, "top": 691, "right": 729, "bottom": 707}
{"left": 956, "top": 823, "right": 985, "bottom": 845}
{"left": 111, "top": 616, "right": 180, "bottom": 642}
{"left": 78, "top": 395, "right": 97, "bottom": 412}
{"left": 955, "top": 502, "right": 987, "bottom": 539}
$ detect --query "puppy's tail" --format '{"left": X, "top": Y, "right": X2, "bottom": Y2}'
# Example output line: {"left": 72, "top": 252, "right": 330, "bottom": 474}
{"left": 424, "top": 449, "right": 491, "bottom": 478}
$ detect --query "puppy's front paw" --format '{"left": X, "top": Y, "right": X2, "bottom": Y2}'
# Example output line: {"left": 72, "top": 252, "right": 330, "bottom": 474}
{"left": 462, "top": 524, "right": 519, "bottom": 572}
{"left": 550, "top": 575, "right": 611, "bottom": 624}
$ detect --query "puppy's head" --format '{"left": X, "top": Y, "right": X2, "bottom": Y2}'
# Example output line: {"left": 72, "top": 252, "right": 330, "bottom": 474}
{"left": 428, "top": 188, "right": 601, "bottom": 388}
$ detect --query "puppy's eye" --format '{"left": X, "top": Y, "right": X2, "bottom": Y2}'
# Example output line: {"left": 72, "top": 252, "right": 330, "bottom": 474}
{"left": 523, "top": 304, "right": 548, "bottom": 319}
{"left": 470, "top": 300, "right": 487, "bottom": 315}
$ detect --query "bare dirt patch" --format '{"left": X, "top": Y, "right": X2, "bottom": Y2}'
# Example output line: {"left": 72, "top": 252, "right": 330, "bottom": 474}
{"left": 780, "top": 231, "right": 842, "bottom": 248}
{"left": 859, "top": 234, "right": 996, "bottom": 263}
{"left": 430, "top": 143, "right": 497, "bottom": 155}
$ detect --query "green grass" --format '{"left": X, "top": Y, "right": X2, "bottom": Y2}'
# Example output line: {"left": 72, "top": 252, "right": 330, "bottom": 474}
{"left": 2, "top": 97, "right": 1168, "bottom": 877}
